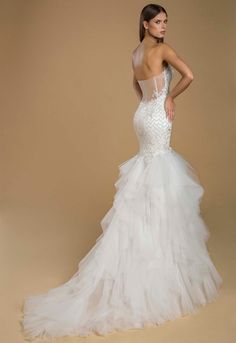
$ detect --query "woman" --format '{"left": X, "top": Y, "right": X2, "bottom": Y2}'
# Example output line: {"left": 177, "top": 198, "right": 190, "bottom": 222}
{"left": 133, "top": 6, "right": 193, "bottom": 121}
{"left": 21, "top": 4, "right": 223, "bottom": 340}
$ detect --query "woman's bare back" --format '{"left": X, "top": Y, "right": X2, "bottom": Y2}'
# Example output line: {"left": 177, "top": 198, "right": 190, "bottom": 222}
{"left": 132, "top": 43, "right": 167, "bottom": 81}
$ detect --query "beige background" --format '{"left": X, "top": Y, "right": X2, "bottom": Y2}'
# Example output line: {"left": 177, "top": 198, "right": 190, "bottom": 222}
{"left": 1, "top": 0, "right": 235, "bottom": 342}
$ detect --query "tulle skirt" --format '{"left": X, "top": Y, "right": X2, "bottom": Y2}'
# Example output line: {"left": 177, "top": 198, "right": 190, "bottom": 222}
{"left": 21, "top": 147, "right": 222, "bottom": 340}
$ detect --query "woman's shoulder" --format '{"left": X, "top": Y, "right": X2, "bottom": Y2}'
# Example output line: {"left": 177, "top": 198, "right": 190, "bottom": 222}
{"left": 132, "top": 42, "right": 178, "bottom": 59}
{"left": 153, "top": 42, "right": 177, "bottom": 54}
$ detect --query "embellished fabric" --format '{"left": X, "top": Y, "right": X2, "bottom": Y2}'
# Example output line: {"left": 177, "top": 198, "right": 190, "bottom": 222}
{"left": 21, "top": 63, "right": 222, "bottom": 340}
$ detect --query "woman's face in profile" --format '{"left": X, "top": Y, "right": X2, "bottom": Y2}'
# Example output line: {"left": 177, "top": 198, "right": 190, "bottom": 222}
{"left": 144, "top": 12, "right": 168, "bottom": 39}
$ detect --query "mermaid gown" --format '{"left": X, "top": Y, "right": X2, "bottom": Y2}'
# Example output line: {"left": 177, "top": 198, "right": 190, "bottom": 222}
{"left": 21, "top": 64, "right": 222, "bottom": 340}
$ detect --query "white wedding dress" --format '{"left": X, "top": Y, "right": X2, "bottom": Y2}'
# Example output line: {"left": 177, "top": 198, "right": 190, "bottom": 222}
{"left": 21, "top": 63, "right": 222, "bottom": 340}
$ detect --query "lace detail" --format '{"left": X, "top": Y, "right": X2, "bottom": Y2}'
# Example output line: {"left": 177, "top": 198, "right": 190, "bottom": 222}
{"left": 137, "top": 147, "right": 173, "bottom": 164}
{"left": 133, "top": 64, "right": 173, "bottom": 163}
{"left": 137, "top": 64, "right": 173, "bottom": 103}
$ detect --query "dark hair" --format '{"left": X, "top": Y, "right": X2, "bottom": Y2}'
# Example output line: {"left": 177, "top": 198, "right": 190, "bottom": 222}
{"left": 139, "top": 4, "right": 168, "bottom": 43}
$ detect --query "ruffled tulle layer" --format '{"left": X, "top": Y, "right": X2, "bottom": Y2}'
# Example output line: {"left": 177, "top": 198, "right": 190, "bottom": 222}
{"left": 21, "top": 147, "right": 222, "bottom": 340}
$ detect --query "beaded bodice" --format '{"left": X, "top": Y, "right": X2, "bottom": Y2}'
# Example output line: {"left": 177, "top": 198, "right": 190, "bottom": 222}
{"left": 133, "top": 64, "right": 174, "bottom": 163}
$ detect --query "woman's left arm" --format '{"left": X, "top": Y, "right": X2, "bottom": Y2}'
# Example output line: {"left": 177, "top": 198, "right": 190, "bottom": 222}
{"left": 161, "top": 42, "right": 194, "bottom": 100}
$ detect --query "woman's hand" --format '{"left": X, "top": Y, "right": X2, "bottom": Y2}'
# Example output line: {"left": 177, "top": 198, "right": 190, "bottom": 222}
{"left": 164, "top": 95, "right": 176, "bottom": 121}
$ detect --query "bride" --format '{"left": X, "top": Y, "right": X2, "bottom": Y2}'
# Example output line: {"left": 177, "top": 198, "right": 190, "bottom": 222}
{"left": 21, "top": 3, "right": 223, "bottom": 340}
